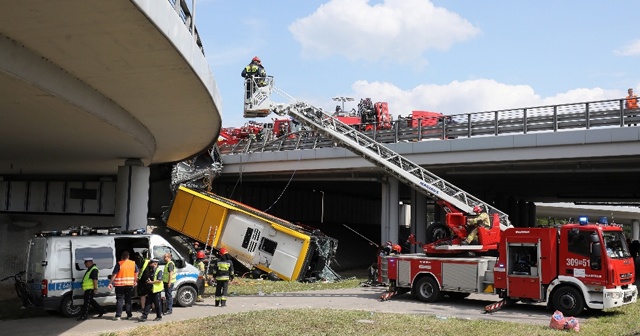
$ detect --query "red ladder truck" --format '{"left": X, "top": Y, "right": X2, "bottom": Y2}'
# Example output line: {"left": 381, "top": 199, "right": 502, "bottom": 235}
{"left": 242, "top": 79, "right": 637, "bottom": 316}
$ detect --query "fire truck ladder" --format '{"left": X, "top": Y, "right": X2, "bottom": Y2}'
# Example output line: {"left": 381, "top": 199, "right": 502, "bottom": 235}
{"left": 270, "top": 86, "right": 511, "bottom": 228}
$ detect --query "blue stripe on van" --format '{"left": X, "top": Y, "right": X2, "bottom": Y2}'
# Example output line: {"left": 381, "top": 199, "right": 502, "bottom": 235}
{"left": 48, "top": 279, "right": 110, "bottom": 291}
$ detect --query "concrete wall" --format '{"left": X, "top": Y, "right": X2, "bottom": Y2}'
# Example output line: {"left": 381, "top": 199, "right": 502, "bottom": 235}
{"left": 0, "top": 213, "right": 114, "bottom": 281}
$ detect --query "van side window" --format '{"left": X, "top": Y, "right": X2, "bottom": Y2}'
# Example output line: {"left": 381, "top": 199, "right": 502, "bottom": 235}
{"left": 75, "top": 247, "right": 114, "bottom": 270}
{"left": 153, "top": 246, "right": 182, "bottom": 264}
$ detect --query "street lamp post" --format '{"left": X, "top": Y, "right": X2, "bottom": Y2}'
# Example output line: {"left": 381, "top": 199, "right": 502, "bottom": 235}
{"left": 332, "top": 96, "right": 354, "bottom": 113}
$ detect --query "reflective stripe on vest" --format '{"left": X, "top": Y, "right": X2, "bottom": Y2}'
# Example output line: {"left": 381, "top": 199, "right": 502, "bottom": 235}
{"left": 113, "top": 260, "right": 136, "bottom": 286}
{"left": 245, "top": 64, "right": 259, "bottom": 76}
{"left": 216, "top": 261, "right": 231, "bottom": 281}
{"left": 163, "top": 260, "right": 176, "bottom": 283}
{"left": 82, "top": 265, "right": 98, "bottom": 291}
{"left": 138, "top": 259, "right": 149, "bottom": 280}
{"left": 152, "top": 267, "right": 164, "bottom": 293}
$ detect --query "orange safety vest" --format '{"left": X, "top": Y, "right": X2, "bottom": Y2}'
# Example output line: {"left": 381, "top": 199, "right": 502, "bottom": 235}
{"left": 627, "top": 95, "right": 639, "bottom": 109}
{"left": 113, "top": 259, "right": 137, "bottom": 287}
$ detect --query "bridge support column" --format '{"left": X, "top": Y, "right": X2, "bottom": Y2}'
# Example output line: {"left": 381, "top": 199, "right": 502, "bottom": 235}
{"left": 380, "top": 177, "right": 399, "bottom": 245}
{"left": 115, "top": 159, "right": 149, "bottom": 231}
{"left": 632, "top": 220, "right": 639, "bottom": 241}
{"left": 410, "top": 190, "right": 427, "bottom": 253}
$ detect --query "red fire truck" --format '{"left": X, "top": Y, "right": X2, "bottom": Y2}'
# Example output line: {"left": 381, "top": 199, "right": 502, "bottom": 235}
{"left": 380, "top": 223, "right": 637, "bottom": 316}
{"left": 241, "top": 80, "right": 637, "bottom": 316}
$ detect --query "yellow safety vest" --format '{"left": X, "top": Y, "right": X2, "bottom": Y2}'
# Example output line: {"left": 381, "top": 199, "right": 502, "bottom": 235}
{"left": 163, "top": 260, "right": 176, "bottom": 284}
{"left": 216, "top": 261, "right": 232, "bottom": 281}
{"left": 152, "top": 267, "right": 164, "bottom": 293}
{"left": 138, "top": 259, "right": 149, "bottom": 280}
{"left": 82, "top": 265, "right": 98, "bottom": 291}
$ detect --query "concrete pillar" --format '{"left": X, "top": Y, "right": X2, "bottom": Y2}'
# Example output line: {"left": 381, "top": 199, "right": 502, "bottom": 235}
{"left": 115, "top": 159, "right": 149, "bottom": 231}
{"left": 410, "top": 190, "right": 427, "bottom": 253}
{"left": 632, "top": 220, "right": 639, "bottom": 241}
{"left": 507, "top": 197, "right": 519, "bottom": 227}
{"left": 380, "top": 177, "right": 399, "bottom": 245}
{"left": 527, "top": 202, "right": 537, "bottom": 227}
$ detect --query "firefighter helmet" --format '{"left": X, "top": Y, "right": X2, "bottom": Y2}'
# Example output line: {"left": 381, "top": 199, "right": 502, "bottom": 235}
{"left": 219, "top": 247, "right": 228, "bottom": 255}
{"left": 252, "top": 56, "right": 261, "bottom": 63}
{"left": 196, "top": 250, "right": 205, "bottom": 259}
{"left": 392, "top": 244, "right": 402, "bottom": 253}
{"left": 473, "top": 205, "right": 482, "bottom": 213}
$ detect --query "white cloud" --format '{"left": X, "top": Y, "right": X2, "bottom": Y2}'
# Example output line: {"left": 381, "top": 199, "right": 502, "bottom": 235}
{"left": 349, "top": 79, "right": 624, "bottom": 118}
{"left": 614, "top": 40, "right": 640, "bottom": 56}
{"left": 288, "top": 0, "right": 480, "bottom": 63}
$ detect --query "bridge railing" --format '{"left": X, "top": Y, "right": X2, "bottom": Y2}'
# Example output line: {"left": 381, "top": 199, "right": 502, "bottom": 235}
{"left": 168, "top": 0, "right": 205, "bottom": 55}
{"left": 219, "top": 98, "right": 639, "bottom": 155}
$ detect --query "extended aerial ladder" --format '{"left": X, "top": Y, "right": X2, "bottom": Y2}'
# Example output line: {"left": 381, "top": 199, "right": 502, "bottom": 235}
{"left": 243, "top": 79, "right": 513, "bottom": 253}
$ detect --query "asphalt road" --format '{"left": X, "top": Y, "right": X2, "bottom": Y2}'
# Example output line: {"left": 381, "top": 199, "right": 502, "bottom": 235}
{"left": 0, "top": 286, "right": 582, "bottom": 336}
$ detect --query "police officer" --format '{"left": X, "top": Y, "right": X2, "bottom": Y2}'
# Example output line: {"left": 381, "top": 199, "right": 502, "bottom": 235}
{"left": 214, "top": 248, "right": 234, "bottom": 307}
{"left": 138, "top": 258, "right": 163, "bottom": 322}
{"left": 162, "top": 253, "right": 176, "bottom": 315}
{"left": 136, "top": 251, "right": 150, "bottom": 312}
{"left": 77, "top": 257, "right": 105, "bottom": 321}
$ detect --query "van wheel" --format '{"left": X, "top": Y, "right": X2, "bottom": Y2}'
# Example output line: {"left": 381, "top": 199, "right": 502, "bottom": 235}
{"left": 176, "top": 286, "right": 197, "bottom": 307}
{"left": 60, "top": 294, "right": 81, "bottom": 317}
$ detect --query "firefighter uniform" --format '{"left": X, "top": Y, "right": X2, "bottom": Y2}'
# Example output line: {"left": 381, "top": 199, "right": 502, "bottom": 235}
{"left": 465, "top": 212, "right": 491, "bottom": 244}
{"left": 241, "top": 56, "right": 267, "bottom": 98}
{"left": 214, "top": 249, "right": 234, "bottom": 307}
{"left": 77, "top": 258, "right": 105, "bottom": 321}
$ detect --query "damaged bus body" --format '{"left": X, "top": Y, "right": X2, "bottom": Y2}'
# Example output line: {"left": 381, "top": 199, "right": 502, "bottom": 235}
{"left": 165, "top": 186, "right": 338, "bottom": 282}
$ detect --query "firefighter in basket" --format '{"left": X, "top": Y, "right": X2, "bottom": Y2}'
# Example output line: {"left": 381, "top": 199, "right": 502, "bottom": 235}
{"left": 463, "top": 205, "right": 490, "bottom": 245}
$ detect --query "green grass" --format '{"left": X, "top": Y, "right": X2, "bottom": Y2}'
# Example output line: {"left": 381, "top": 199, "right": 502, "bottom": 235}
{"left": 109, "top": 277, "right": 640, "bottom": 336}
{"left": 203, "top": 277, "right": 363, "bottom": 296}
{"left": 102, "top": 304, "right": 640, "bottom": 336}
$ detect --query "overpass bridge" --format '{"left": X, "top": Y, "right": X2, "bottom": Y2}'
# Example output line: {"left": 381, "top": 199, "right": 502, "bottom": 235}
{"left": 212, "top": 97, "right": 640, "bottom": 251}
{"left": 0, "top": 0, "right": 223, "bottom": 277}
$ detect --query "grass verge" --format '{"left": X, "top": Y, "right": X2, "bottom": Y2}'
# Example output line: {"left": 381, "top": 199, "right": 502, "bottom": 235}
{"left": 101, "top": 305, "right": 640, "bottom": 336}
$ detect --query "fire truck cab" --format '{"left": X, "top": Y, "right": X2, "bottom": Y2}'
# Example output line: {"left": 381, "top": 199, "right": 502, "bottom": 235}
{"left": 381, "top": 223, "right": 637, "bottom": 316}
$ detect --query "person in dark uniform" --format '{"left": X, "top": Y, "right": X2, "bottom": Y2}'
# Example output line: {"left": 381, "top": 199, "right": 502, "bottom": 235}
{"left": 136, "top": 251, "right": 150, "bottom": 312}
{"left": 138, "top": 258, "right": 163, "bottom": 322}
{"left": 77, "top": 257, "right": 105, "bottom": 321}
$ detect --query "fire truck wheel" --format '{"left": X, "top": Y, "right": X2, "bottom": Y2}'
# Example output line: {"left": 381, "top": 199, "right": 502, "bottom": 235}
{"left": 552, "top": 286, "right": 585, "bottom": 316}
{"left": 413, "top": 276, "right": 443, "bottom": 303}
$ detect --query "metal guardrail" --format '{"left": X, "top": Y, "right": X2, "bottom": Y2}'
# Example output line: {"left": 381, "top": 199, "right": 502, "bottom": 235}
{"left": 219, "top": 98, "right": 640, "bottom": 155}
{"left": 168, "top": 0, "right": 204, "bottom": 55}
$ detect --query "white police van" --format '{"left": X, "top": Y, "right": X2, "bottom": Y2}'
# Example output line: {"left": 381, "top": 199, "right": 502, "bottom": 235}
{"left": 24, "top": 227, "right": 203, "bottom": 317}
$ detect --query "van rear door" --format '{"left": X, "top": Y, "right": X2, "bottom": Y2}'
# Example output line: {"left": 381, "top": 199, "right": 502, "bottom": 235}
{"left": 25, "top": 237, "right": 47, "bottom": 306}
{"left": 71, "top": 239, "right": 116, "bottom": 306}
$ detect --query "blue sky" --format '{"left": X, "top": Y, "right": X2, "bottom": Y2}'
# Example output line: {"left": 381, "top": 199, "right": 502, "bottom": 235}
{"left": 193, "top": 0, "right": 640, "bottom": 127}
